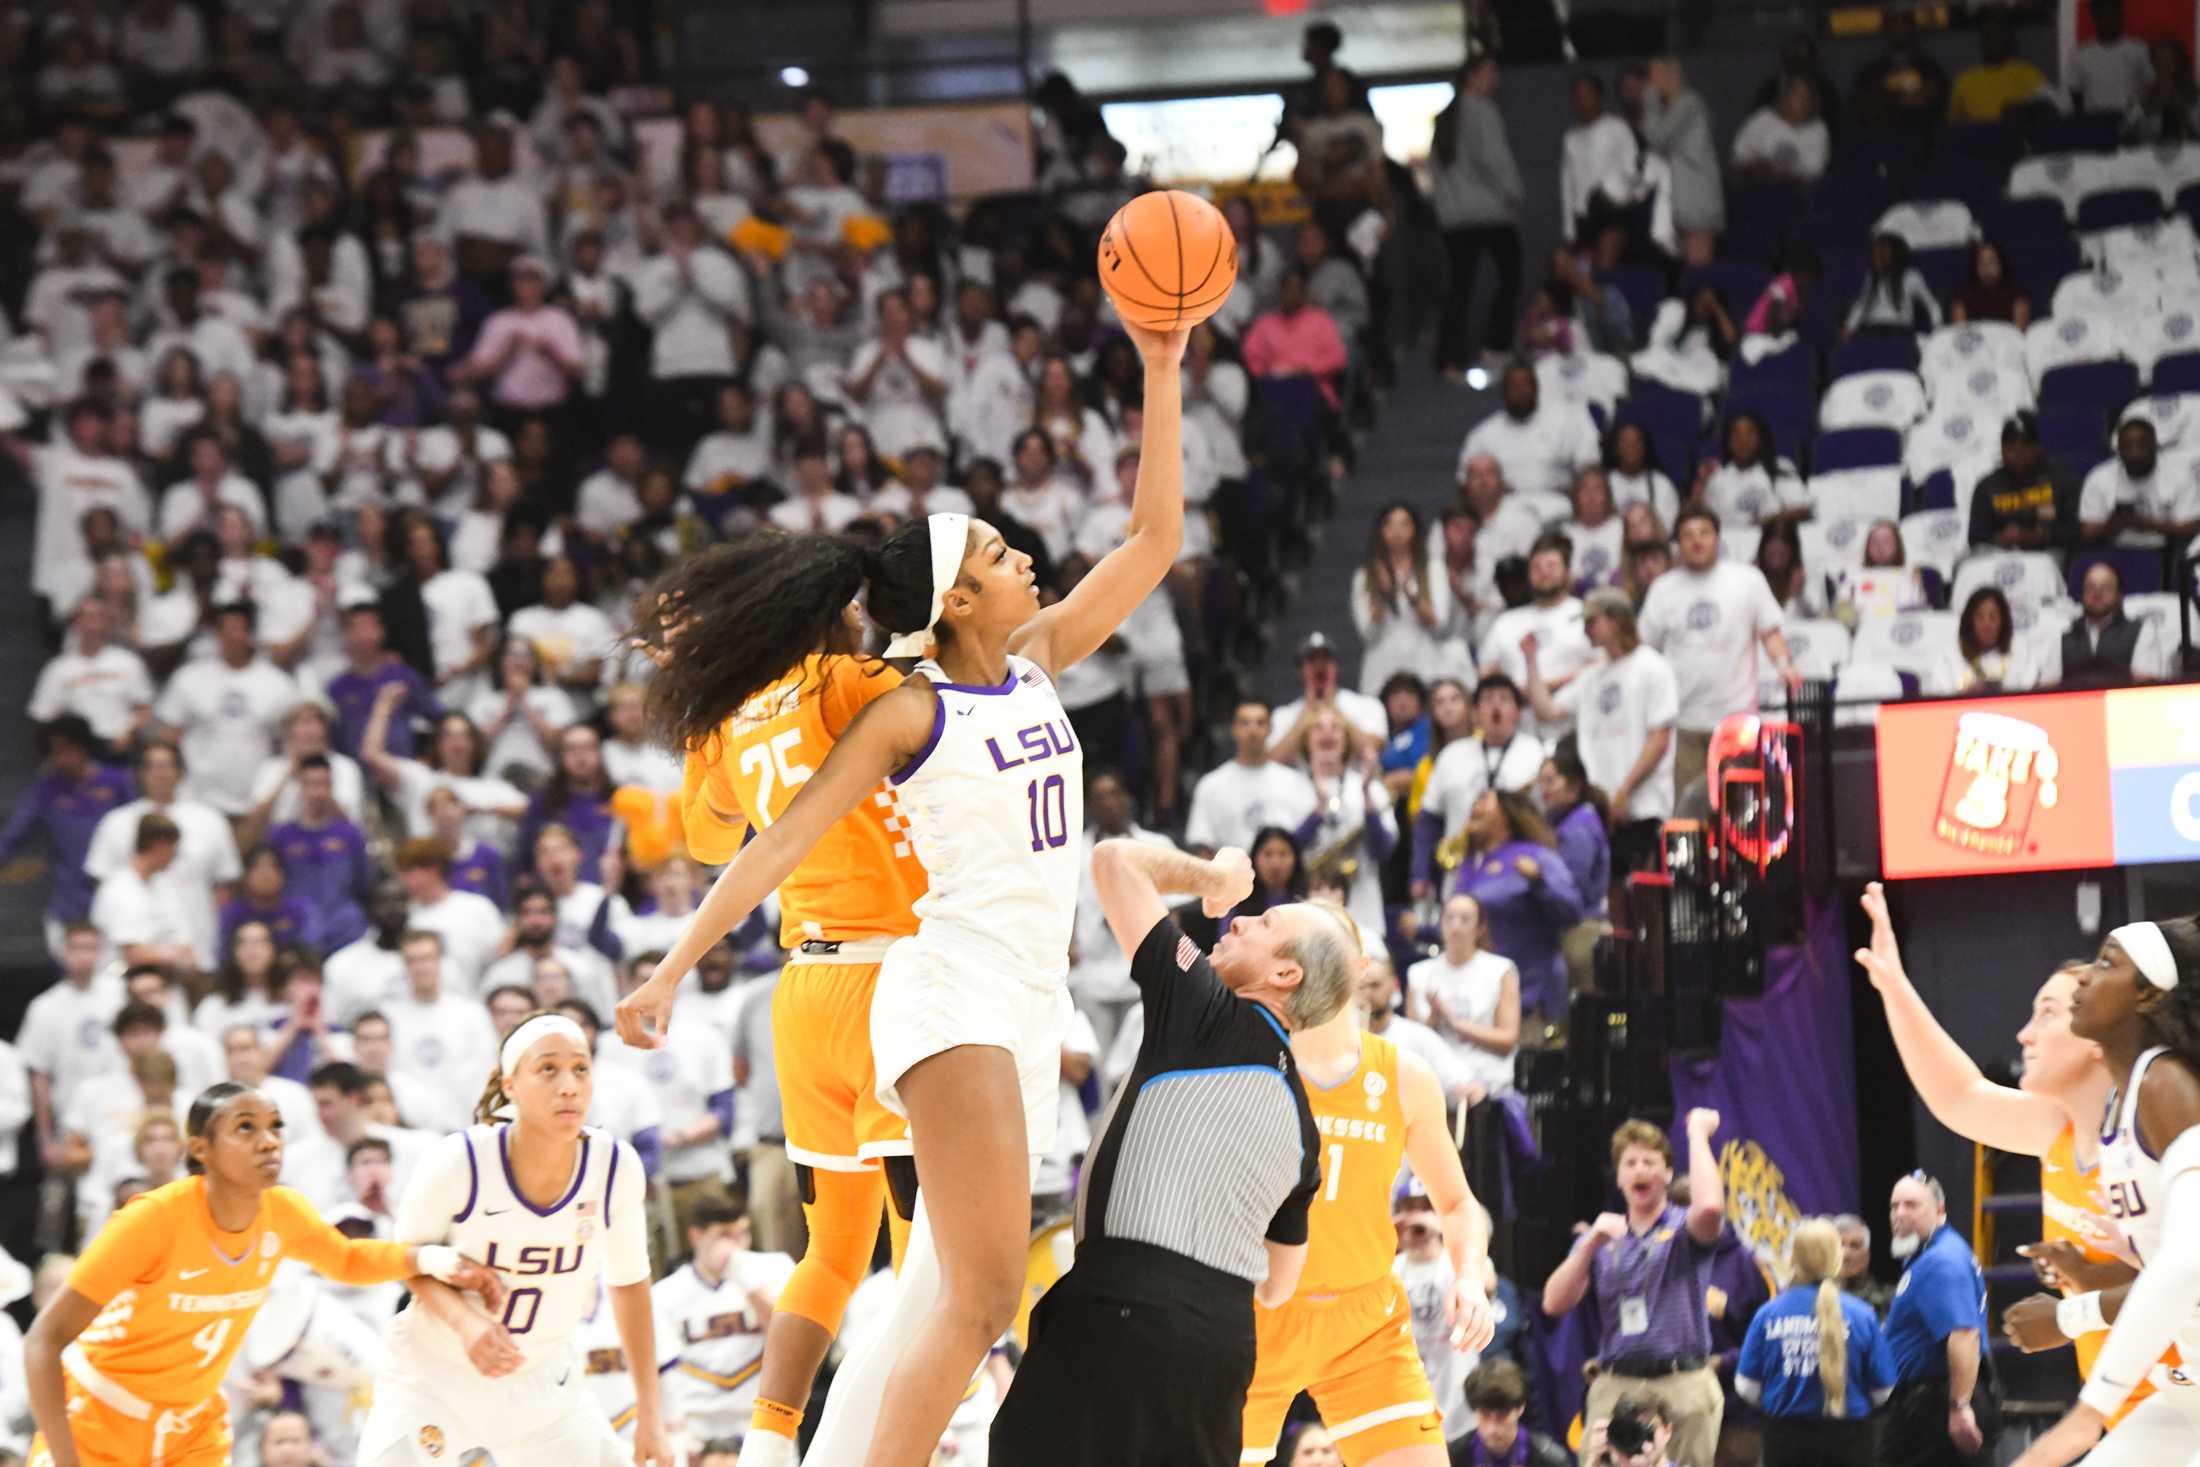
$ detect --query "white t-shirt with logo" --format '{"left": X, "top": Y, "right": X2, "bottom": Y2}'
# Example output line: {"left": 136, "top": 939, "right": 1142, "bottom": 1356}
{"left": 1554, "top": 643, "right": 1681, "bottom": 820}
{"left": 28, "top": 643, "right": 154, "bottom": 744}
{"left": 1478, "top": 598, "right": 1595, "bottom": 740}
{"left": 1638, "top": 561, "right": 1785, "bottom": 733}
{"left": 1182, "top": 760, "right": 1320, "bottom": 855}
{"left": 154, "top": 656, "right": 302, "bottom": 815}
{"left": 1458, "top": 404, "right": 1602, "bottom": 502}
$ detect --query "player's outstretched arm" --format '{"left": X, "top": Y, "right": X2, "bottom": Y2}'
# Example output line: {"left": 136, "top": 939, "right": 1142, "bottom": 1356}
{"left": 616, "top": 683, "right": 938, "bottom": 1047}
{"left": 612, "top": 1279, "right": 673, "bottom": 1467}
{"left": 1011, "top": 320, "right": 1187, "bottom": 676}
{"left": 1855, "top": 881, "right": 2066, "bottom": 1157}
{"left": 1399, "top": 1051, "right": 1496, "bottom": 1352}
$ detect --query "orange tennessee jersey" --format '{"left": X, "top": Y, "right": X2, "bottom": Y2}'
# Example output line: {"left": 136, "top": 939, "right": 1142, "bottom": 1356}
{"left": 64, "top": 1179, "right": 412, "bottom": 1410}
{"left": 1299, "top": 1030, "right": 1411, "bottom": 1294}
{"left": 2042, "top": 1122, "right": 2163, "bottom": 1422}
{"left": 682, "top": 654, "right": 927, "bottom": 947}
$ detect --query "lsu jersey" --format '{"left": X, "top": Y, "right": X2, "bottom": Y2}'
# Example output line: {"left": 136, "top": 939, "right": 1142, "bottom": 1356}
{"left": 2094, "top": 1050, "right": 2200, "bottom": 1392}
{"left": 684, "top": 654, "right": 928, "bottom": 947}
{"left": 654, "top": 1249, "right": 797, "bottom": 1439}
{"left": 1298, "top": 1030, "right": 1411, "bottom": 1295}
{"left": 62, "top": 1179, "right": 412, "bottom": 1413}
{"left": 386, "top": 1124, "right": 651, "bottom": 1378}
{"left": 892, "top": 654, "right": 1083, "bottom": 984}
{"left": 2043, "top": 1122, "right": 2161, "bottom": 1422}
{"left": 575, "top": 1279, "right": 673, "bottom": 1439}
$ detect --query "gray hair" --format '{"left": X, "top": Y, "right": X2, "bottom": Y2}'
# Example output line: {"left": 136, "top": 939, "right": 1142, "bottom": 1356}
{"left": 1279, "top": 902, "right": 1360, "bottom": 1030}
{"left": 1831, "top": 1213, "right": 1871, "bottom": 1247}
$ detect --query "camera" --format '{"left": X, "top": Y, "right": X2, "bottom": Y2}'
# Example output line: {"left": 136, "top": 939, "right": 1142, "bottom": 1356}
{"left": 1601, "top": 1402, "right": 1658, "bottom": 1461}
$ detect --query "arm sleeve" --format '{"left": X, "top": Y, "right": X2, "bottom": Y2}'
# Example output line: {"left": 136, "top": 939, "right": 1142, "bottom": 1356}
{"left": 605, "top": 1138, "right": 652, "bottom": 1288}
{"left": 66, "top": 1194, "right": 174, "bottom": 1303}
{"left": 0, "top": 781, "right": 52, "bottom": 862}
{"left": 1910, "top": 1256, "right": 1976, "bottom": 1340}
{"left": 391, "top": 1131, "right": 475, "bottom": 1246}
{"left": 273, "top": 1187, "right": 416, "bottom": 1285}
{"left": 2080, "top": 1133, "right": 2200, "bottom": 1417}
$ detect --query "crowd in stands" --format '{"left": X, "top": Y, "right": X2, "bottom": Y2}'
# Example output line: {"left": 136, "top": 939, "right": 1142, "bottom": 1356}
{"left": 0, "top": 0, "right": 2187, "bottom": 1463}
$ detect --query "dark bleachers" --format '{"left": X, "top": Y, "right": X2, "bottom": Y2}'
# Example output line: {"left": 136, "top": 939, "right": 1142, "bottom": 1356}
{"left": 2076, "top": 188, "right": 2165, "bottom": 232}
{"left": 1813, "top": 427, "right": 1904, "bottom": 474}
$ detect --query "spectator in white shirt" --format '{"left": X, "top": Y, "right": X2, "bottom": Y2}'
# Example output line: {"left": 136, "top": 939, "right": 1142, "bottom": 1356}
{"left": 683, "top": 383, "right": 775, "bottom": 526}
{"left": 632, "top": 201, "right": 752, "bottom": 453}
{"left": 1269, "top": 631, "right": 1389, "bottom": 766}
{"left": 1411, "top": 674, "right": 1548, "bottom": 900}
{"left": 28, "top": 596, "right": 153, "bottom": 748}
{"left": 1732, "top": 74, "right": 1830, "bottom": 187}
{"left": 1460, "top": 456, "right": 1557, "bottom": 596}
{"left": 119, "top": 0, "right": 208, "bottom": 95}
{"left": 507, "top": 553, "right": 617, "bottom": 704}
{"left": 20, "top": 924, "right": 126, "bottom": 1173}
{"left": 437, "top": 122, "right": 550, "bottom": 289}
{"left": 1606, "top": 420, "right": 1683, "bottom": 526}
{"left": 468, "top": 636, "right": 576, "bottom": 784}
{"left": 380, "top": 928, "right": 498, "bottom": 1133}
{"left": 574, "top": 432, "right": 650, "bottom": 542}
{"left": 953, "top": 313, "right": 1044, "bottom": 469}
{"left": 1183, "top": 700, "right": 1320, "bottom": 857}
{"left": 1066, "top": 772, "right": 1177, "bottom": 1053}
{"left": 868, "top": 441, "right": 975, "bottom": 523}
{"left": 31, "top": 398, "right": 150, "bottom": 617}
{"left": 1479, "top": 532, "right": 1597, "bottom": 740}
{"left": 87, "top": 812, "right": 201, "bottom": 973}
{"left": 478, "top": 881, "right": 616, "bottom": 1018}
{"left": 1352, "top": 502, "right": 1462, "bottom": 697}
{"left": 767, "top": 436, "right": 862, "bottom": 535}
{"left": 1457, "top": 361, "right": 1602, "bottom": 502}
{"left": 1406, "top": 892, "right": 1522, "bottom": 1102}
{"left": 154, "top": 603, "right": 301, "bottom": 817}
{"left": 1694, "top": 410, "right": 1808, "bottom": 528}
{"left": 999, "top": 428, "right": 1086, "bottom": 563}
{"left": 2081, "top": 417, "right": 2200, "bottom": 544}
{"left": 1561, "top": 71, "right": 1647, "bottom": 247}
{"left": 394, "top": 836, "right": 505, "bottom": 990}
{"left": 2067, "top": 0, "right": 2153, "bottom": 112}
{"left": 1521, "top": 587, "right": 1680, "bottom": 874}
{"left": 156, "top": 431, "right": 265, "bottom": 543}
{"left": 1637, "top": 506, "right": 1801, "bottom": 810}
{"left": 399, "top": 515, "right": 498, "bottom": 702}
{"left": 847, "top": 288, "right": 952, "bottom": 461}
{"left": 84, "top": 739, "right": 240, "bottom": 968}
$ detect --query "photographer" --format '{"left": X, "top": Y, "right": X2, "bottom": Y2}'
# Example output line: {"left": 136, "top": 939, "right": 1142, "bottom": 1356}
{"left": 1542, "top": 1113, "right": 1727, "bottom": 1466}
{"left": 1584, "top": 1396, "right": 1677, "bottom": 1467}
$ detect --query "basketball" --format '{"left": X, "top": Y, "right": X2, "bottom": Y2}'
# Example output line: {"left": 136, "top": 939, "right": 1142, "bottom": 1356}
{"left": 1097, "top": 189, "right": 1239, "bottom": 333}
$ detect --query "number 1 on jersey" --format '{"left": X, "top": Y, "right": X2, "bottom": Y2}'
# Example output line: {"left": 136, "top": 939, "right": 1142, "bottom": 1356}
{"left": 1026, "top": 773, "right": 1068, "bottom": 851}
{"left": 739, "top": 728, "right": 814, "bottom": 827}
{"left": 1324, "top": 1143, "right": 1344, "bottom": 1202}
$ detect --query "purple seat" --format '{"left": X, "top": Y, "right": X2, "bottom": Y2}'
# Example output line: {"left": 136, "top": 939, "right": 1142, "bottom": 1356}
{"left": 2077, "top": 189, "right": 2166, "bottom": 233}
{"left": 1979, "top": 196, "right": 2071, "bottom": 240}
{"left": 1613, "top": 384, "right": 1706, "bottom": 484}
{"left": 2156, "top": 352, "right": 2200, "bottom": 393}
{"left": 1680, "top": 260, "right": 1772, "bottom": 314}
{"left": 2028, "top": 111, "right": 2123, "bottom": 154}
{"left": 2003, "top": 234, "right": 2083, "bottom": 303}
{"left": 1729, "top": 343, "right": 1813, "bottom": 398}
{"left": 1913, "top": 467, "right": 1957, "bottom": 511}
{"left": 2040, "top": 359, "right": 2141, "bottom": 419}
{"left": 1725, "top": 388, "right": 1811, "bottom": 462}
{"left": 1812, "top": 427, "right": 1903, "bottom": 473}
{"left": 1832, "top": 332, "right": 1921, "bottom": 380}
{"left": 1597, "top": 266, "right": 1667, "bottom": 337}
{"left": 1913, "top": 247, "right": 1969, "bottom": 305}
{"left": 2070, "top": 547, "right": 2167, "bottom": 597}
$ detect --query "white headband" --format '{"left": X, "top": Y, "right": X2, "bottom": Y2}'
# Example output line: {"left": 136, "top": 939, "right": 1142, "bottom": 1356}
{"left": 882, "top": 512, "right": 969, "bottom": 659}
{"left": 2113, "top": 922, "right": 2179, "bottom": 992}
{"left": 500, "top": 1014, "right": 589, "bottom": 1073}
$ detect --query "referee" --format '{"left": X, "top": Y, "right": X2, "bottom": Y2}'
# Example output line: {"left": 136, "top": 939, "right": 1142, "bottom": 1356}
{"left": 990, "top": 839, "right": 1359, "bottom": 1467}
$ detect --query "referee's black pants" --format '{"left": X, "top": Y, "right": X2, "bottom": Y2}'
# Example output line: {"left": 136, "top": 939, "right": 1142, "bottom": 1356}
{"left": 1760, "top": 1415, "right": 1875, "bottom": 1467}
{"left": 1877, "top": 1375, "right": 1999, "bottom": 1467}
{"left": 992, "top": 1238, "right": 1256, "bottom": 1467}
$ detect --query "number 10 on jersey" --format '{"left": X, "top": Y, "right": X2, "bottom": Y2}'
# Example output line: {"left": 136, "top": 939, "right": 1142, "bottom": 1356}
{"left": 1026, "top": 774, "right": 1068, "bottom": 852}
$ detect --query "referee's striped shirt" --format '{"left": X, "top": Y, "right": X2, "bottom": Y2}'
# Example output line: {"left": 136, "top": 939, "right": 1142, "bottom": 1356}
{"left": 1075, "top": 916, "right": 1320, "bottom": 1283}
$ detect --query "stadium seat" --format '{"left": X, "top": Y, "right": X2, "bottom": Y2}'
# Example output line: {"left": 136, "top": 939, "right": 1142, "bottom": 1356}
{"left": 2008, "top": 154, "right": 2095, "bottom": 219}
{"left": 1979, "top": 196, "right": 2073, "bottom": 241}
{"left": 1726, "top": 387, "right": 1812, "bottom": 462}
{"left": 2038, "top": 360, "right": 2141, "bottom": 423}
{"left": 2180, "top": 181, "right": 2200, "bottom": 230}
{"left": 2134, "top": 309, "right": 2200, "bottom": 384}
{"left": 1724, "top": 184, "right": 1808, "bottom": 264}
{"left": 2038, "top": 410, "right": 2113, "bottom": 475}
{"left": 1913, "top": 247, "right": 1971, "bottom": 305}
{"left": 1833, "top": 333, "right": 1921, "bottom": 381}
{"left": 1952, "top": 550, "right": 2068, "bottom": 613}
{"left": 2121, "top": 392, "right": 2200, "bottom": 449}
{"left": 1911, "top": 469, "right": 1959, "bottom": 513}
{"left": 1722, "top": 523, "right": 1763, "bottom": 565}
{"left": 1598, "top": 266, "right": 1667, "bottom": 336}
{"left": 1536, "top": 352, "right": 1629, "bottom": 417}
{"left": 1800, "top": 514, "right": 1877, "bottom": 573}
{"left": 1613, "top": 387, "right": 1707, "bottom": 486}
{"left": 2076, "top": 188, "right": 2166, "bottom": 232}
{"left": 1900, "top": 508, "right": 1970, "bottom": 574}
{"left": 1850, "top": 608, "right": 1959, "bottom": 676}
{"left": 1920, "top": 321, "right": 2028, "bottom": 384}
{"left": 2049, "top": 269, "right": 2157, "bottom": 330}
{"left": 1874, "top": 200, "right": 1980, "bottom": 251}
{"left": 2126, "top": 592, "right": 2189, "bottom": 659}
{"left": 1940, "top": 122, "right": 2026, "bottom": 174}
{"left": 1819, "top": 371, "right": 1928, "bottom": 432}
{"left": 1832, "top": 660, "right": 1907, "bottom": 724}
{"left": 2029, "top": 112, "right": 2125, "bottom": 155}
{"left": 2069, "top": 546, "right": 2168, "bottom": 598}
{"left": 1680, "top": 260, "right": 1772, "bottom": 313}
{"left": 1729, "top": 343, "right": 1814, "bottom": 399}
{"left": 1808, "top": 469, "right": 1903, "bottom": 524}
{"left": 2002, "top": 235, "right": 2084, "bottom": 303}
{"left": 2155, "top": 353, "right": 2200, "bottom": 394}
{"left": 2025, "top": 314, "right": 2127, "bottom": 386}
{"left": 1812, "top": 427, "right": 1904, "bottom": 473}
{"left": 1780, "top": 618, "right": 1852, "bottom": 680}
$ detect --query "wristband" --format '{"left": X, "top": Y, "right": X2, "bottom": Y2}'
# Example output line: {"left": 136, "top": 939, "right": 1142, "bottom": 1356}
{"left": 2057, "top": 1291, "right": 2108, "bottom": 1339}
{"left": 416, "top": 1244, "right": 468, "bottom": 1283}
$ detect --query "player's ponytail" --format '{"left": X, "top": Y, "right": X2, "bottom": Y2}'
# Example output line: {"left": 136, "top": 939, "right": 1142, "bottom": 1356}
{"left": 473, "top": 1062, "right": 510, "bottom": 1126}
{"left": 1788, "top": 1218, "right": 1849, "bottom": 1418}
{"left": 630, "top": 521, "right": 946, "bottom": 753}
{"left": 185, "top": 1081, "right": 260, "bottom": 1175}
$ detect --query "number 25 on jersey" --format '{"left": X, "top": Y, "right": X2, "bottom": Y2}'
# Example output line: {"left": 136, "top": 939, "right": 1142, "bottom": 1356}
{"left": 741, "top": 729, "right": 813, "bottom": 826}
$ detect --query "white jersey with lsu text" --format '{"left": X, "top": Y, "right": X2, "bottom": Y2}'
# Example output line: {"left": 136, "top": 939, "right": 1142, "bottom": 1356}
{"left": 385, "top": 1122, "right": 651, "bottom": 1377}
{"left": 2099, "top": 1046, "right": 2200, "bottom": 1366}
{"left": 576, "top": 1278, "right": 672, "bottom": 1440}
{"left": 655, "top": 1250, "right": 797, "bottom": 1438}
{"left": 894, "top": 654, "right": 1084, "bottom": 983}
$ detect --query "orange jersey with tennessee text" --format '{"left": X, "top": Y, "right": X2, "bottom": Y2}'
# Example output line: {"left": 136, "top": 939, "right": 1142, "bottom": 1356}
{"left": 64, "top": 1178, "right": 413, "bottom": 1410}
{"left": 2043, "top": 1122, "right": 2163, "bottom": 1421}
{"left": 682, "top": 654, "right": 928, "bottom": 947}
{"left": 1299, "top": 1030, "right": 1411, "bottom": 1295}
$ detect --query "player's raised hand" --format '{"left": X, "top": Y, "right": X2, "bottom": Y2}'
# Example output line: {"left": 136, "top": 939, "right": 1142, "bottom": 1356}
{"left": 1204, "top": 846, "right": 1254, "bottom": 917}
{"left": 1853, "top": 881, "right": 1909, "bottom": 994}
{"left": 615, "top": 967, "right": 679, "bottom": 1049}
{"left": 1120, "top": 316, "right": 1191, "bottom": 366}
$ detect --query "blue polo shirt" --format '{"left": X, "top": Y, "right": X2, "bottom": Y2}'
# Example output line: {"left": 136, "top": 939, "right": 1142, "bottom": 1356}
{"left": 1737, "top": 1283, "right": 1899, "bottom": 1419}
{"left": 1882, "top": 1224, "right": 1988, "bottom": 1384}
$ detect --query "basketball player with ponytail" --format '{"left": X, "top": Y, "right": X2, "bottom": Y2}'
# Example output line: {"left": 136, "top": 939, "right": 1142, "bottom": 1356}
{"left": 25, "top": 1083, "right": 505, "bottom": 1467}
{"left": 1996, "top": 916, "right": 2200, "bottom": 1467}
{"left": 1736, "top": 1218, "right": 1899, "bottom": 1467}
{"left": 356, "top": 1011, "right": 669, "bottom": 1466}
{"left": 617, "top": 316, "right": 1191, "bottom": 1467}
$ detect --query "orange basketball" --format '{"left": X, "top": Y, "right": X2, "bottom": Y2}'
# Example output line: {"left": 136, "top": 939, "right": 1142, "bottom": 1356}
{"left": 1097, "top": 190, "right": 1239, "bottom": 333}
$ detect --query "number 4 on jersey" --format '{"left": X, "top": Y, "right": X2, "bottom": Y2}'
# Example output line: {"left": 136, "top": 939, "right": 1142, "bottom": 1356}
{"left": 740, "top": 729, "right": 813, "bottom": 827}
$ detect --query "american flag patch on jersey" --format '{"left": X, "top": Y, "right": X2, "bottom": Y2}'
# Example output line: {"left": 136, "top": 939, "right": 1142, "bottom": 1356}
{"left": 579, "top": 1201, "right": 598, "bottom": 1216}
{"left": 1176, "top": 935, "right": 1200, "bottom": 971}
